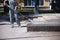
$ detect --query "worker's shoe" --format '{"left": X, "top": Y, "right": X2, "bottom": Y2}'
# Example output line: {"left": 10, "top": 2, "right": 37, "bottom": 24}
{"left": 11, "top": 26, "right": 14, "bottom": 28}
{"left": 18, "top": 25, "right": 21, "bottom": 28}
{"left": 11, "top": 24, "right": 14, "bottom": 28}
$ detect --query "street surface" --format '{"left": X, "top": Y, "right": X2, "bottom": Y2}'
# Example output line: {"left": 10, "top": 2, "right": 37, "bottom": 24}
{"left": 0, "top": 14, "right": 60, "bottom": 40}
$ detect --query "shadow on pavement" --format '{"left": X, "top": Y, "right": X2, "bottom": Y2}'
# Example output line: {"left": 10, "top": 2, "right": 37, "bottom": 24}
{"left": 0, "top": 15, "right": 10, "bottom": 22}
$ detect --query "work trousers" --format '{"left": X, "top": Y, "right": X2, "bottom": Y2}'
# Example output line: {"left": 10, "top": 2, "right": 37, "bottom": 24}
{"left": 9, "top": 1, "right": 20, "bottom": 27}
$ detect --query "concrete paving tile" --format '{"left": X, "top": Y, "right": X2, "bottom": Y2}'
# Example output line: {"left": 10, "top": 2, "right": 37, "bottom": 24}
{"left": 0, "top": 14, "right": 60, "bottom": 40}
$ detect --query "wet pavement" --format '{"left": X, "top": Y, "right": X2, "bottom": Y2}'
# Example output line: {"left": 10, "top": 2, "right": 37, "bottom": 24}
{"left": 0, "top": 14, "right": 60, "bottom": 40}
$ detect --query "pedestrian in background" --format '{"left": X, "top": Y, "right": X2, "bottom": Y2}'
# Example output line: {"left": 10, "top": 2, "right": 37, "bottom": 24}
{"left": 50, "top": 0, "right": 53, "bottom": 10}
{"left": 3, "top": 0, "right": 9, "bottom": 15}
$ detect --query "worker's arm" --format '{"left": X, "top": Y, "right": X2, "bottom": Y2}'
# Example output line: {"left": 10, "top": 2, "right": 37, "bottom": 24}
{"left": 3, "top": 0, "right": 6, "bottom": 6}
{"left": 3, "top": 0, "right": 8, "bottom": 6}
{"left": 15, "top": 0, "right": 20, "bottom": 10}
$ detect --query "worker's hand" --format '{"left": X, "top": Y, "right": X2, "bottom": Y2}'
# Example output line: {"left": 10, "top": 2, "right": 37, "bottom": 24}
{"left": 15, "top": 6, "right": 18, "bottom": 10}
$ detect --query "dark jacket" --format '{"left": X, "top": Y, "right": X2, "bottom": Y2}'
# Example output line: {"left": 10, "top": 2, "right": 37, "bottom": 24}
{"left": 4, "top": 0, "right": 9, "bottom": 13}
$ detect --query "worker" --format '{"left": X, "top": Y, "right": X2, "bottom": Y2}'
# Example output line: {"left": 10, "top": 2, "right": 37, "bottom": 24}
{"left": 8, "top": 0, "right": 21, "bottom": 28}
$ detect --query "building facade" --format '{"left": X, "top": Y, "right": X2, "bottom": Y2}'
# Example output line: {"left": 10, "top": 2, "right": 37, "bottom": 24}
{"left": 0, "top": 0, "right": 50, "bottom": 9}
{"left": 19, "top": 0, "right": 50, "bottom": 10}
{"left": 0, "top": 0, "right": 50, "bottom": 7}
{"left": 20, "top": 0, "right": 50, "bottom": 7}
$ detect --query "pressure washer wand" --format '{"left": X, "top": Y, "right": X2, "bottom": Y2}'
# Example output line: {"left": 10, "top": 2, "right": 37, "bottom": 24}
{"left": 19, "top": 13, "right": 34, "bottom": 23}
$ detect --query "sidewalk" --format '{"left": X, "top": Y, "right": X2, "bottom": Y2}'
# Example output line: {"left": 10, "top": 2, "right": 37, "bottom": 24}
{"left": 0, "top": 23, "right": 60, "bottom": 40}
{"left": 0, "top": 14, "right": 60, "bottom": 40}
{"left": 0, "top": 22, "right": 60, "bottom": 40}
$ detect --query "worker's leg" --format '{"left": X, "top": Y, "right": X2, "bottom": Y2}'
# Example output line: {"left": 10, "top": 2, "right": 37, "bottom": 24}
{"left": 9, "top": 10, "right": 14, "bottom": 28}
{"left": 14, "top": 11, "right": 21, "bottom": 27}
